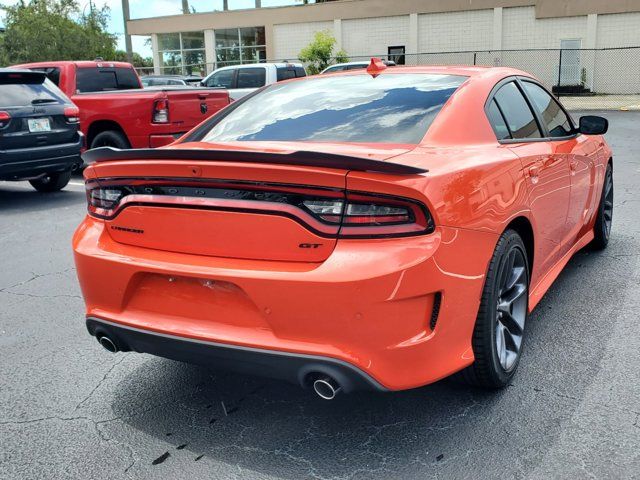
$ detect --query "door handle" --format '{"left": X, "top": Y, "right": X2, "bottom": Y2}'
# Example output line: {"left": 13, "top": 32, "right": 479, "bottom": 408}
{"left": 569, "top": 160, "right": 578, "bottom": 172}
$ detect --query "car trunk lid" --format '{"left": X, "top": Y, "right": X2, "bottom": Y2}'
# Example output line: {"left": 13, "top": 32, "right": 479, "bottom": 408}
{"left": 85, "top": 142, "right": 421, "bottom": 263}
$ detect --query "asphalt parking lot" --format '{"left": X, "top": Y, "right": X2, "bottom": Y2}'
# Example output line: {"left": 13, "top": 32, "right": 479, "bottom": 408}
{"left": 1, "top": 111, "right": 639, "bottom": 480}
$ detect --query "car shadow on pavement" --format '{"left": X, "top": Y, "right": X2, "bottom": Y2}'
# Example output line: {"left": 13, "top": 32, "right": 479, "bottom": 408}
{"left": 0, "top": 184, "right": 85, "bottom": 214}
{"left": 99, "top": 245, "right": 618, "bottom": 478}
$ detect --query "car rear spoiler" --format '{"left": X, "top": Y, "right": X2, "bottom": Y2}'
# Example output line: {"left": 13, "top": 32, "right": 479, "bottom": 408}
{"left": 0, "top": 69, "right": 47, "bottom": 83}
{"left": 82, "top": 147, "right": 428, "bottom": 175}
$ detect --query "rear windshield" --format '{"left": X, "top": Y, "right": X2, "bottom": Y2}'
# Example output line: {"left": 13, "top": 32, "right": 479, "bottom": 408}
{"left": 276, "top": 66, "right": 306, "bottom": 81}
{"left": 202, "top": 73, "right": 466, "bottom": 144}
{"left": 0, "top": 74, "right": 69, "bottom": 108}
{"left": 76, "top": 67, "right": 140, "bottom": 93}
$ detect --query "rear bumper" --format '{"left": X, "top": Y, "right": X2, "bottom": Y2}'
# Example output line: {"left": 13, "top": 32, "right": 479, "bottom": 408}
{"left": 0, "top": 134, "right": 83, "bottom": 179}
{"left": 87, "top": 317, "right": 386, "bottom": 392}
{"left": 74, "top": 217, "right": 498, "bottom": 391}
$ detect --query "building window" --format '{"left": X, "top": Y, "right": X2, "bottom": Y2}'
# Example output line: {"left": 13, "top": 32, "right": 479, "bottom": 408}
{"left": 215, "top": 26, "right": 266, "bottom": 68}
{"left": 158, "top": 31, "right": 206, "bottom": 76}
{"left": 388, "top": 46, "right": 406, "bottom": 65}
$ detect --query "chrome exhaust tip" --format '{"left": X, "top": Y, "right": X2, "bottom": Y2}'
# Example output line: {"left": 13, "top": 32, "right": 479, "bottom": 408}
{"left": 98, "top": 336, "right": 118, "bottom": 353}
{"left": 312, "top": 376, "right": 342, "bottom": 400}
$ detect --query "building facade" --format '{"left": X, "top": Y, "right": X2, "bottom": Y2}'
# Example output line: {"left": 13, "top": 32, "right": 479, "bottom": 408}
{"left": 128, "top": 0, "right": 640, "bottom": 92}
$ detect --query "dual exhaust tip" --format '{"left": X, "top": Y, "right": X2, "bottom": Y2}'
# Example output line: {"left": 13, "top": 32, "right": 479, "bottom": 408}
{"left": 96, "top": 335, "right": 343, "bottom": 400}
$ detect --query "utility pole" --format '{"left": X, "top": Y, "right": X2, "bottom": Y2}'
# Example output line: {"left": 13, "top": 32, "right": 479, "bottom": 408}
{"left": 223, "top": 0, "right": 228, "bottom": 10}
{"left": 121, "top": 0, "right": 133, "bottom": 63}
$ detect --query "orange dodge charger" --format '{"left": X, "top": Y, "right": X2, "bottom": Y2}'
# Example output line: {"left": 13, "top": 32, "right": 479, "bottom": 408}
{"left": 74, "top": 62, "right": 613, "bottom": 399}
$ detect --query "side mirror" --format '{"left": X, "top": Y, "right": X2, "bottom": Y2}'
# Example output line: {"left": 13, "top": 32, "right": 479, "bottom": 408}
{"left": 579, "top": 115, "right": 608, "bottom": 135}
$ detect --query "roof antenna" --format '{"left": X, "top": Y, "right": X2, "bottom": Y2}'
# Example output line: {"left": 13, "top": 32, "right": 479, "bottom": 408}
{"left": 366, "top": 57, "right": 387, "bottom": 78}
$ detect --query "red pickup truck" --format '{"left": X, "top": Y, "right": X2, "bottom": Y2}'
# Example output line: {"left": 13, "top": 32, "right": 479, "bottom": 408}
{"left": 13, "top": 61, "right": 230, "bottom": 150}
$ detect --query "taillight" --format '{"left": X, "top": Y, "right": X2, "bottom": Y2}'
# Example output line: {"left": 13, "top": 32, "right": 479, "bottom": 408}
{"left": 85, "top": 181, "right": 434, "bottom": 238}
{"left": 64, "top": 106, "right": 80, "bottom": 124}
{"left": 0, "top": 111, "right": 10, "bottom": 128}
{"left": 152, "top": 99, "right": 169, "bottom": 123}
{"left": 338, "top": 192, "right": 434, "bottom": 238}
{"left": 86, "top": 185, "right": 128, "bottom": 218}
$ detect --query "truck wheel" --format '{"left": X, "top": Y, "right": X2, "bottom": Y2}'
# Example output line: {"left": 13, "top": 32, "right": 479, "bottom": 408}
{"left": 29, "top": 171, "right": 72, "bottom": 192}
{"left": 90, "top": 130, "right": 130, "bottom": 149}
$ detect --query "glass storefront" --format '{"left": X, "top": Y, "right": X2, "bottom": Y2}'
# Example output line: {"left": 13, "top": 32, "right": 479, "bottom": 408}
{"left": 157, "top": 31, "right": 206, "bottom": 75}
{"left": 156, "top": 27, "right": 266, "bottom": 74}
{"left": 214, "top": 26, "right": 266, "bottom": 67}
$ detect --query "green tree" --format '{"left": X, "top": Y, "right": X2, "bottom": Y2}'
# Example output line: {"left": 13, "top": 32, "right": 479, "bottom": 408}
{"left": 298, "top": 30, "right": 348, "bottom": 75}
{"left": 0, "top": 0, "right": 117, "bottom": 65}
{"left": 113, "top": 50, "right": 153, "bottom": 68}
{"left": 0, "top": 31, "right": 9, "bottom": 67}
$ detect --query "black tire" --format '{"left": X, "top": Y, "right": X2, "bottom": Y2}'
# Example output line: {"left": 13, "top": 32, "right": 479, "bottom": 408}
{"left": 590, "top": 163, "right": 613, "bottom": 250}
{"left": 90, "top": 130, "right": 130, "bottom": 150}
{"left": 458, "top": 229, "right": 530, "bottom": 388}
{"left": 29, "top": 170, "right": 72, "bottom": 192}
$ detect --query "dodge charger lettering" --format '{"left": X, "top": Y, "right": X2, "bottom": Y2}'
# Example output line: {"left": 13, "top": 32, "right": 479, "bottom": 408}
{"left": 73, "top": 61, "right": 612, "bottom": 399}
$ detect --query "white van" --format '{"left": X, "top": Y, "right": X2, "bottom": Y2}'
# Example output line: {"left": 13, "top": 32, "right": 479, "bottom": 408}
{"left": 201, "top": 63, "right": 307, "bottom": 101}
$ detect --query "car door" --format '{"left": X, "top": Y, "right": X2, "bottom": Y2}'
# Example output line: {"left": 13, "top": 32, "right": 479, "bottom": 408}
{"left": 489, "top": 80, "right": 572, "bottom": 276}
{"left": 234, "top": 67, "right": 267, "bottom": 100}
{"left": 521, "top": 80, "right": 597, "bottom": 243}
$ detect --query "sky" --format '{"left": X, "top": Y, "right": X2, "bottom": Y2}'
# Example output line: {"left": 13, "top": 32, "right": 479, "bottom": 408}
{"left": 0, "top": 0, "right": 298, "bottom": 57}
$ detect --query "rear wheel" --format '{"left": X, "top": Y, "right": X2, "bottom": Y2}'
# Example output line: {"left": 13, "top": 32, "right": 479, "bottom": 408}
{"left": 459, "top": 229, "right": 529, "bottom": 388}
{"left": 29, "top": 170, "right": 72, "bottom": 192}
{"left": 590, "top": 163, "right": 613, "bottom": 250}
{"left": 90, "top": 130, "right": 130, "bottom": 150}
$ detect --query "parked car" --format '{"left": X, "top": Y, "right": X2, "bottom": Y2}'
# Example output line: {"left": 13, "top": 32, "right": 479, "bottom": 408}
{"left": 74, "top": 64, "right": 612, "bottom": 399}
{"left": 200, "top": 62, "right": 306, "bottom": 101}
{"left": 0, "top": 69, "right": 82, "bottom": 191}
{"left": 141, "top": 75, "right": 203, "bottom": 87}
{"left": 321, "top": 60, "right": 396, "bottom": 74}
{"left": 12, "top": 61, "right": 230, "bottom": 150}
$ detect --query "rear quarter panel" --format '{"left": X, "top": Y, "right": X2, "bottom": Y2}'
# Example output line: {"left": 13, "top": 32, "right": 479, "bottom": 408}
{"left": 346, "top": 143, "right": 535, "bottom": 286}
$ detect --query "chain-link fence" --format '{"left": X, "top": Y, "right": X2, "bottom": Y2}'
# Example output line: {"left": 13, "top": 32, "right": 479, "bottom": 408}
{"left": 136, "top": 46, "right": 640, "bottom": 110}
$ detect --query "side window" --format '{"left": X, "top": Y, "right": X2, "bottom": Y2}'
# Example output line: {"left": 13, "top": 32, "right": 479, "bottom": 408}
{"left": 522, "top": 81, "right": 573, "bottom": 137}
{"left": 276, "top": 67, "right": 296, "bottom": 81}
{"left": 487, "top": 99, "right": 511, "bottom": 140}
{"left": 33, "top": 67, "right": 61, "bottom": 86}
{"left": 237, "top": 68, "right": 266, "bottom": 88}
{"left": 206, "top": 70, "right": 235, "bottom": 89}
{"left": 493, "top": 82, "right": 542, "bottom": 139}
